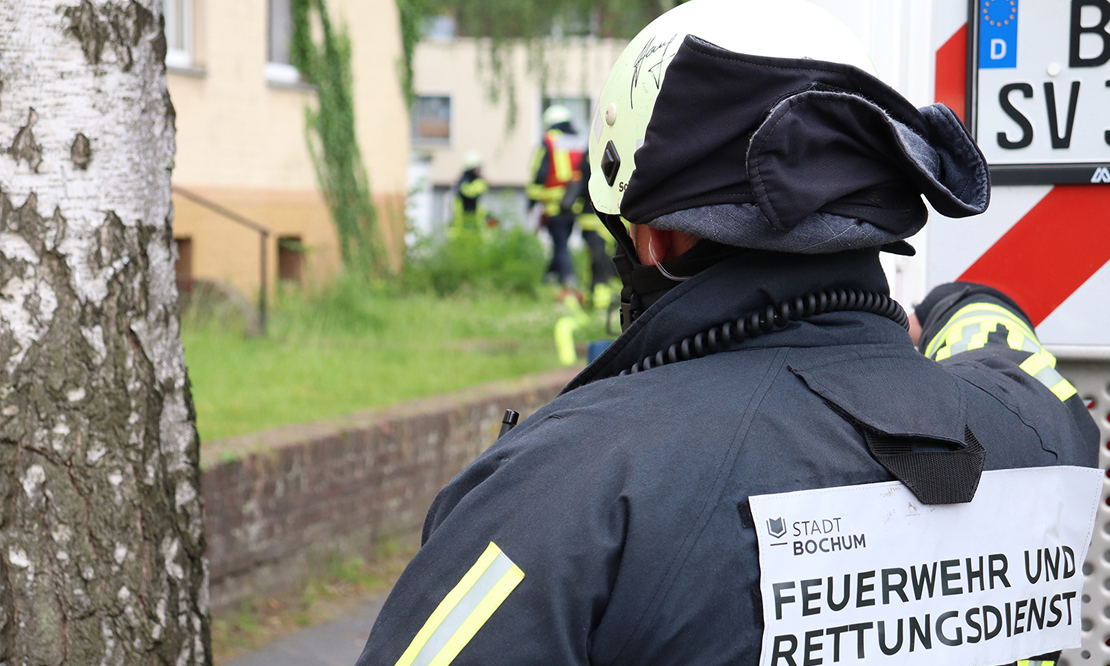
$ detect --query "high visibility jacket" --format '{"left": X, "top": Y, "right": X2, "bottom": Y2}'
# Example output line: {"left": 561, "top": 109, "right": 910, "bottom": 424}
{"left": 451, "top": 170, "right": 488, "bottom": 233}
{"left": 526, "top": 127, "right": 587, "bottom": 218}
{"left": 576, "top": 153, "right": 607, "bottom": 235}
{"left": 356, "top": 249, "right": 1097, "bottom": 666}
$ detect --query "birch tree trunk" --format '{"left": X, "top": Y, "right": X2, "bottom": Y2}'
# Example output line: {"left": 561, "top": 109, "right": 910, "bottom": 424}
{"left": 0, "top": 1, "right": 209, "bottom": 663}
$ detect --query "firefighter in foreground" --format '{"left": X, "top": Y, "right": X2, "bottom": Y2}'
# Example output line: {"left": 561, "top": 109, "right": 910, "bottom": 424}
{"left": 527, "top": 104, "right": 588, "bottom": 286}
{"left": 356, "top": 1, "right": 1099, "bottom": 664}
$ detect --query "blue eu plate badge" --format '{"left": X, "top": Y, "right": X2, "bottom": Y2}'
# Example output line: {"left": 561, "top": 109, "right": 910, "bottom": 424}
{"left": 980, "top": 0, "right": 1019, "bottom": 69}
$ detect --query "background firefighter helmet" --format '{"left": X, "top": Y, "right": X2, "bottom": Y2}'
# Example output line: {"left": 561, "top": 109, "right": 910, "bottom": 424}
{"left": 462, "top": 150, "right": 483, "bottom": 170}
{"left": 542, "top": 104, "right": 573, "bottom": 129}
{"left": 587, "top": 0, "right": 875, "bottom": 217}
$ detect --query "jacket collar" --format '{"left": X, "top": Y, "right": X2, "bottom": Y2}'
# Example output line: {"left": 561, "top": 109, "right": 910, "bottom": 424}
{"left": 564, "top": 248, "right": 901, "bottom": 392}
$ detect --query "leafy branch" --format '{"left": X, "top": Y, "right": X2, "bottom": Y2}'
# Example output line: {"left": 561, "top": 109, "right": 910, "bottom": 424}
{"left": 394, "top": 0, "right": 684, "bottom": 126}
{"left": 291, "top": 0, "right": 389, "bottom": 276}
{"left": 396, "top": 0, "right": 437, "bottom": 107}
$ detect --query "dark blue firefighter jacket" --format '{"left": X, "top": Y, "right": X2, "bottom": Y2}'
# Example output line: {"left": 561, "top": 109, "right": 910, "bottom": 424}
{"left": 356, "top": 248, "right": 1097, "bottom": 666}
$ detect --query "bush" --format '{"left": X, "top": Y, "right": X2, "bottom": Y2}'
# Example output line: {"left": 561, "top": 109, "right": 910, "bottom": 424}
{"left": 272, "top": 271, "right": 390, "bottom": 337}
{"left": 404, "top": 226, "right": 547, "bottom": 297}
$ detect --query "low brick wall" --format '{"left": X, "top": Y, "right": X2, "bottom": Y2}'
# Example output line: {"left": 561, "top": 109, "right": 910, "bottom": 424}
{"left": 200, "top": 369, "right": 578, "bottom": 611}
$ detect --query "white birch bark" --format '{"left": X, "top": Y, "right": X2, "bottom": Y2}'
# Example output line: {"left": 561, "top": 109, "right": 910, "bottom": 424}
{"left": 0, "top": 0, "right": 209, "bottom": 663}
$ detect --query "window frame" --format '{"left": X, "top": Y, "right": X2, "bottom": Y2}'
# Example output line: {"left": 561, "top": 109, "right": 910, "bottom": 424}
{"left": 411, "top": 95, "right": 453, "bottom": 146}
{"left": 277, "top": 236, "right": 305, "bottom": 284}
{"left": 163, "top": 0, "right": 193, "bottom": 69}
{"left": 266, "top": 0, "right": 301, "bottom": 85}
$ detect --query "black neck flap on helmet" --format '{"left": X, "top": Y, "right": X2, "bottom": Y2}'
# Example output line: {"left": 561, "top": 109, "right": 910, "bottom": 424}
{"left": 598, "top": 35, "right": 990, "bottom": 330}
{"left": 606, "top": 234, "right": 743, "bottom": 329}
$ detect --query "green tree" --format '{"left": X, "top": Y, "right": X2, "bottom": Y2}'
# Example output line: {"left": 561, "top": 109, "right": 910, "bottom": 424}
{"left": 0, "top": 1, "right": 209, "bottom": 662}
{"left": 291, "top": 0, "right": 389, "bottom": 276}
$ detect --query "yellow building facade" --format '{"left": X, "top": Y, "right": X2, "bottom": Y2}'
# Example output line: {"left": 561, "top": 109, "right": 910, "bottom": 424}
{"left": 165, "top": 0, "right": 409, "bottom": 298}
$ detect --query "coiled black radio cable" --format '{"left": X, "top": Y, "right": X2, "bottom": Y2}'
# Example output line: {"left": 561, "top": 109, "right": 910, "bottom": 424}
{"left": 619, "top": 288, "right": 908, "bottom": 376}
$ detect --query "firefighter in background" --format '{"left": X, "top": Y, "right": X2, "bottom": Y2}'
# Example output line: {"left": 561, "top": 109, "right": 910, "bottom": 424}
{"left": 527, "top": 105, "right": 587, "bottom": 287}
{"left": 575, "top": 154, "right": 616, "bottom": 310}
{"left": 552, "top": 153, "right": 619, "bottom": 366}
{"left": 451, "top": 150, "right": 488, "bottom": 235}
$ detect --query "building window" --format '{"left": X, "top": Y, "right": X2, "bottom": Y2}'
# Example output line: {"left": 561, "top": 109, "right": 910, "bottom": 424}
{"left": 412, "top": 96, "right": 451, "bottom": 144}
{"left": 278, "top": 236, "right": 304, "bottom": 284}
{"left": 541, "top": 96, "right": 592, "bottom": 138}
{"left": 174, "top": 237, "right": 193, "bottom": 294}
{"left": 267, "top": 0, "right": 300, "bottom": 85}
{"left": 163, "top": 0, "right": 192, "bottom": 69}
{"left": 424, "top": 13, "right": 456, "bottom": 41}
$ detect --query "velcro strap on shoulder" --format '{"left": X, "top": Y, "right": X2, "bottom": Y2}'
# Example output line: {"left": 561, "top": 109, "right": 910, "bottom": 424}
{"left": 834, "top": 403, "right": 985, "bottom": 505}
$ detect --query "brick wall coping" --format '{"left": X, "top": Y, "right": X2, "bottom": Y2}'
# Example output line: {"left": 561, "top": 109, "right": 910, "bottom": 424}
{"left": 199, "top": 367, "right": 580, "bottom": 467}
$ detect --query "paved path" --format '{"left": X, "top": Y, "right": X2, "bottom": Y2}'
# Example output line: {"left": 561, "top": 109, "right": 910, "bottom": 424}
{"left": 225, "top": 597, "right": 383, "bottom": 666}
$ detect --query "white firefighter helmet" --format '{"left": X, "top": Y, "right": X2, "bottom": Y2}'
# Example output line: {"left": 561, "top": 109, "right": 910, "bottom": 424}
{"left": 462, "top": 150, "right": 483, "bottom": 170}
{"left": 542, "top": 104, "right": 573, "bottom": 129}
{"left": 588, "top": 0, "right": 877, "bottom": 216}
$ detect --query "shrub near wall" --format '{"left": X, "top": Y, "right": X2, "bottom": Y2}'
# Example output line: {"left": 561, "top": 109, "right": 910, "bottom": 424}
{"left": 201, "top": 369, "right": 577, "bottom": 610}
{"left": 404, "top": 226, "right": 549, "bottom": 297}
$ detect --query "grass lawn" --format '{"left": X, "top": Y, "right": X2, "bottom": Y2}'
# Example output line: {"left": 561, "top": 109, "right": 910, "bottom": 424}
{"left": 182, "top": 288, "right": 608, "bottom": 443}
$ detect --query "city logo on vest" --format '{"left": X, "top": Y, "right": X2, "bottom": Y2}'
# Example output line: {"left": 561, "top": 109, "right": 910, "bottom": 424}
{"left": 764, "top": 515, "right": 869, "bottom": 557}
{"left": 768, "top": 518, "right": 787, "bottom": 539}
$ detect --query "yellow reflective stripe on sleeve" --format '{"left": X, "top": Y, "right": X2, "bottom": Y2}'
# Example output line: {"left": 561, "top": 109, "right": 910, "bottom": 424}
{"left": 1051, "top": 378, "right": 1079, "bottom": 401}
{"left": 394, "top": 542, "right": 524, "bottom": 666}
{"left": 925, "top": 303, "right": 1037, "bottom": 358}
{"left": 1019, "top": 348, "right": 1055, "bottom": 376}
{"left": 967, "top": 321, "right": 998, "bottom": 351}
{"left": 458, "top": 179, "right": 488, "bottom": 198}
{"left": 524, "top": 183, "right": 548, "bottom": 201}
{"left": 394, "top": 546, "right": 500, "bottom": 666}
{"left": 932, "top": 326, "right": 961, "bottom": 360}
{"left": 578, "top": 213, "right": 603, "bottom": 231}
{"left": 431, "top": 567, "right": 525, "bottom": 666}
{"left": 924, "top": 302, "right": 1077, "bottom": 402}
{"left": 1017, "top": 349, "right": 1077, "bottom": 403}
{"left": 944, "top": 321, "right": 968, "bottom": 347}
{"left": 927, "top": 313, "right": 1036, "bottom": 359}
